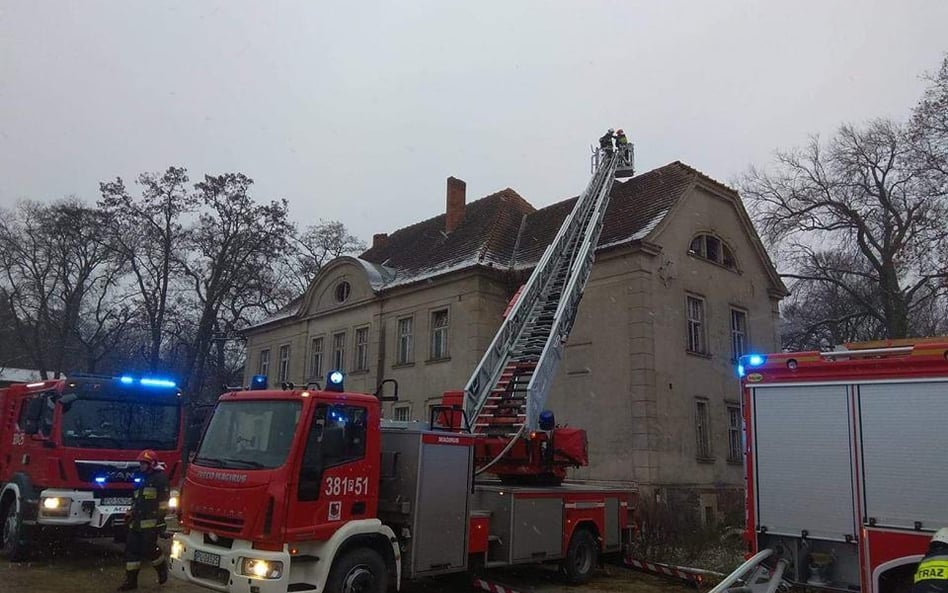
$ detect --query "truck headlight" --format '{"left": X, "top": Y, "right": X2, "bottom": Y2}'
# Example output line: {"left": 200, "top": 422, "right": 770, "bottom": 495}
{"left": 40, "top": 497, "right": 72, "bottom": 516}
{"left": 171, "top": 540, "right": 185, "bottom": 560}
{"left": 239, "top": 558, "right": 283, "bottom": 579}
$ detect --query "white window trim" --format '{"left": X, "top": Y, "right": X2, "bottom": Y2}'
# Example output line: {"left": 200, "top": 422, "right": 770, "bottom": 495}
{"left": 310, "top": 337, "right": 324, "bottom": 379}
{"left": 278, "top": 344, "right": 290, "bottom": 383}
{"left": 354, "top": 326, "right": 370, "bottom": 372}
{"left": 396, "top": 316, "right": 414, "bottom": 365}
{"left": 429, "top": 308, "right": 449, "bottom": 360}
{"left": 686, "top": 294, "right": 708, "bottom": 354}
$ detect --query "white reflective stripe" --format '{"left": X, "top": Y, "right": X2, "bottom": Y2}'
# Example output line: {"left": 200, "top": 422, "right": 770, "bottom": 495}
{"left": 564, "top": 502, "right": 606, "bottom": 509}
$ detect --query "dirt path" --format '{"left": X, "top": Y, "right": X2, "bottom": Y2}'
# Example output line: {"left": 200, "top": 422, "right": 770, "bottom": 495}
{"left": 1, "top": 539, "right": 697, "bottom": 593}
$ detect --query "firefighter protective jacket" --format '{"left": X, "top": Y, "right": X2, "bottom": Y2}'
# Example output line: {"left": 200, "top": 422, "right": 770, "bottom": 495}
{"left": 912, "top": 550, "right": 948, "bottom": 593}
{"left": 128, "top": 469, "right": 170, "bottom": 531}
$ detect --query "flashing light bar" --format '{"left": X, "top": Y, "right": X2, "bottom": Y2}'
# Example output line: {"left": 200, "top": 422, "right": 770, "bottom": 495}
{"left": 119, "top": 376, "right": 134, "bottom": 385}
{"left": 747, "top": 354, "right": 766, "bottom": 367}
{"left": 139, "top": 377, "right": 177, "bottom": 388}
{"left": 95, "top": 476, "right": 107, "bottom": 485}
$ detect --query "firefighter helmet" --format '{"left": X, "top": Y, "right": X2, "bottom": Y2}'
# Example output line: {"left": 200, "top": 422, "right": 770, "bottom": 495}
{"left": 137, "top": 449, "right": 159, "bottom": 464}
{"left": 933, "top": 528, "right": 948, "bottom": 546}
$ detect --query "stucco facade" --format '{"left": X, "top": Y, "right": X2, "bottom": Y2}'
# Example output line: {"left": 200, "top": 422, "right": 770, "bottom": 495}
{"left": 242, "top": 163, "right": 785, "bottom": 518}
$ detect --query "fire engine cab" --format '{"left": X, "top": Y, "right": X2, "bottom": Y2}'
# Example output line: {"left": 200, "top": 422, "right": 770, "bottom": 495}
{"left": 714, "top": 341, "right": 948, "bottom": 593}
{"left": 0, "top": 374, "right": 184, "bottom": 559}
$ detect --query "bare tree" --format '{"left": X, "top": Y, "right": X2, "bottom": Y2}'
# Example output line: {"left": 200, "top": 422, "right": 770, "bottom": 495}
{"left": 741, "top": 118, "right": 948, "bottom": 344}
{"left": 100, "top": 166, "right": 195, "bottom": 371}
{"left": 911, "top": 55, "right": 948, "bottom": 180}
{"left": 180, "top": 173, "right": 291, "bottom": 398}
{"left": 0, "top": 200, "right": 126, "bottom": 377}
{"left": 284, "top": 220, "right": 366, "bottom": 293}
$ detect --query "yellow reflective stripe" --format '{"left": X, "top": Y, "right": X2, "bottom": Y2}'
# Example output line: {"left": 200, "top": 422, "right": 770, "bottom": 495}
{"left": 914, "top": 560, "right": 948, "bottom": 583}
{"left": 142, "top": 487, "right": 158, "bottom": 499}
{"left": 138, "top": 519, "right": 158, "bottom": 529}
{"left": 126, "top": 562, "right": 141, "bottom": 570}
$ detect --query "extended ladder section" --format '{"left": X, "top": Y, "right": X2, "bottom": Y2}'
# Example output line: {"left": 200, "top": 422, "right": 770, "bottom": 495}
{"left": 464, "top": 152, "right": 621, "bottom": 438}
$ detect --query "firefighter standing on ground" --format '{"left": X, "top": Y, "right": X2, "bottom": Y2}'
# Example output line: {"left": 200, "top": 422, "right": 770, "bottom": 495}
{"left": 118, "top": 449, "right": 170, "bottom": 591}
{"left": 913, "top": 528, "right": 948, "bottom": 593}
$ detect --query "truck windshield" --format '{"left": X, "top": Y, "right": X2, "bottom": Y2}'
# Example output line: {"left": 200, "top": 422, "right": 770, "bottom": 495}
{"left": 61, "top": 399, "right": 180, "bottom": 450}
{"left": 194, "top": 400, "right": 302, "bottom": 470}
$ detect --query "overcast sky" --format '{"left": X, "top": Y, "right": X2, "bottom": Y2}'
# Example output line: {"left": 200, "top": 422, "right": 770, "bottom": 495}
{"left": 1, "top": 1, "right": 946, "bottom": 241}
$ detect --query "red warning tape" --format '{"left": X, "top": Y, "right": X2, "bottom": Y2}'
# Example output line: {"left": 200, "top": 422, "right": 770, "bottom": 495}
{"left": 472, "top": 577, "right": 527, "bottom": 593}
{"left": 623, "top": 557, "right": 706, "bottom": 585}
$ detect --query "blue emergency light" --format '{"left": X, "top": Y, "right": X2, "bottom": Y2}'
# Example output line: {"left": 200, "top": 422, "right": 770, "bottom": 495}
{"left": 140, "top": 377, "right": 176, "bottom": 388}
{"left": 119, "top": 376, "right": 134, "bottom": 385}
{"left": 251, "top": 375, "right": 268, "bottom": 390}
{"left": 326, "top": 370, "right": 344, "bottom": 392}
{"left": 95, "top": 476, "right": 107, "bottom": 485}
{"left": 747, "top": 354, "right": 766, "bottom": 367}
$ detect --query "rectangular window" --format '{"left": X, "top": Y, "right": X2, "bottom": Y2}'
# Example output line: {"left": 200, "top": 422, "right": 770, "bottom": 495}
{"left": 397, "top": 317, "right": 413, "bottom": 365}
{"left": 695, "top": 399, "right": 712, "bottom": 459}
{"left": 310, "top": 337, "right": 324, "bottom": 379}
{"left": 393, "top": 405, "right": 411, "bottom": 422}
{"left": 430, "top": 309, "right": 449, "bottom": 360}
{"left": 297, "top": 404, "right": 367, "bottom": 502}
{"left": 259, "top": 349, "right": 271, "bottom": 377}
{"left": 731, "top": 308, "right": 748, "bottom": 362}
{"left": 332, "top": 332, "right": 346, "bottom": 372}
{"left": 278, "top": 345, "right": 290, "bottom": 383}
{"left": 686, "top": 295, "right": 707, "bottom": 354}
{"left": 354, "top": 327, "right": 369, "bottom": 372}
{"left": 727, "top": 405, "right": 743, "bottom": 462}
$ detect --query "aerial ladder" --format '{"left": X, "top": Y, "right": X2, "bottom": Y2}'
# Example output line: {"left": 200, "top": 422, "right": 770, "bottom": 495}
{"left": 441, "top": 143, "right": 634, "bottom": 483}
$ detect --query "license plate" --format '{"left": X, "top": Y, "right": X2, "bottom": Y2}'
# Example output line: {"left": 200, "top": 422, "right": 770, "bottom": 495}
{"left": 193, "top": 550, "right": 221, "bottom": 568}
{"left": 101, "top": 497, "right": 131, "bottom": 506}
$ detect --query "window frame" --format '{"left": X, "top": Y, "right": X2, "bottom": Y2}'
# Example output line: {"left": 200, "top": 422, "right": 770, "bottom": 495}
{"left": 310, "top": 336, "right": 324, "bottom": 379}
{"left": 686, "top": 294, "right": 708, "bottom": 355}
{"left": 727, "top": 403, "right": 743, "bottom": 463}
{"left": 688, "top": 233, "right": 738, "bottom": 271}
{"left": 259, "top": 349, "right": 271, "bottom": 377}
{"left": 730, "top": 307, "right": 748, "bottom": 362}
{"left": 396, "top": 316, "right": 414, "bottom": 366}
{"left": 392, "top": 404, "right": 411, "bottom": 422}
{"left": 278, "top": 344, "right": 290, "bottom": 383}
{"left": 332, "top": 331, "right": 346, "bottom": 372}
{"left": 354, "top": 326, "right": 370, "bottom": 372}
{"left": 429, "top": 308, "right": 449, "bottom": 361}
{"left": 695, "top": 398, "right": 712, "bottom": 460}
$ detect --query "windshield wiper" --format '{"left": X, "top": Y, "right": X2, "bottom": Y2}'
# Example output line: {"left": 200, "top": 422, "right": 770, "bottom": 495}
{"left": 221, "top": 458, "right": 265, "bottom": 469}
{"left": 193, "top": 456, "right": 226, "bottom": 467}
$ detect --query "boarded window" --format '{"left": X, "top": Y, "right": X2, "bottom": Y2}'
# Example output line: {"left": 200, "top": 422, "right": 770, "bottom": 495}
{"left": 695, "top": 399, "right": 712, "bottom": 459}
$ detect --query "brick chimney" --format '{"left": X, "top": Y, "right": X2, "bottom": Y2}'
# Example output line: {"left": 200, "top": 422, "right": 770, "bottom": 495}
{"left": 445, "top": 176, "right": 466, "bottom": 234}
{"left": 372, "top": 233, "right": 388, "bottom": 249}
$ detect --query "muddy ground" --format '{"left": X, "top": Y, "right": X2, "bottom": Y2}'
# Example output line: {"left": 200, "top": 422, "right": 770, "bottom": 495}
{"left": 0, "top": 538, "right": 698, "bottom": 593}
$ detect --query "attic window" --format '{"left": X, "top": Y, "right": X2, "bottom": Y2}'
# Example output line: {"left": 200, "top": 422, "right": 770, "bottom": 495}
{"left": 689, "top": 234, "right": 738, "bottom": 271}
{"left": 334, "top": 281, "right": 351, "bottom": 303}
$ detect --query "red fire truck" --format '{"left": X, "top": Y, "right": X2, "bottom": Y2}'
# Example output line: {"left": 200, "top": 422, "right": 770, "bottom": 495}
{"left": 718, "top": 341, "right": 948, "bottom": 593}
{"left": 170, "top": 150, "right": 639, "bottom": 592}
{"left": 0, "top": 374, "right": 185, "bottom": 559}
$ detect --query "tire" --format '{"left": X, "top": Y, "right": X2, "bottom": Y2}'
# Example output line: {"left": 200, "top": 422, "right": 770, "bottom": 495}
{"left": 0, "top": 498, "right": 29, "bottom": 561}
{"left": 560, "top": 528, "right": 598, "bottom": 585}
{"left": 325, "top": 548, "right": 388, "bottom": 593}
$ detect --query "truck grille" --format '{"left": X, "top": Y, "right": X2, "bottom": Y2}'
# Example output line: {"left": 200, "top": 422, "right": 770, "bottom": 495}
{"left": 189, "top": 512, "right": 244, "bottom": 534}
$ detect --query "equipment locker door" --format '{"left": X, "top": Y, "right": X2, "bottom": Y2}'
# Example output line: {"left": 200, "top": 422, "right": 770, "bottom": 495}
{"left": 752, "top": 384, "right": 857, "bottom": 541}
{"left": 858, "top": 381, "right": 948, "bottom": 530}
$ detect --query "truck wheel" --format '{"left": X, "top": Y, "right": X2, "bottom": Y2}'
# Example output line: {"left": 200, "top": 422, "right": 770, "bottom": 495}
{"left": 0, "top": 499, "right": 28, "bottom": 561}
{"left": 326, "top": 548, "right": 388, "bottom": 593}
{"left": 560, "top": 528, "right": 598, "bottom": 584}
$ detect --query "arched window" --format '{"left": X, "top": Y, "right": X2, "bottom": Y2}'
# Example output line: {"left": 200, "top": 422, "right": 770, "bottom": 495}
{"left": 689, "top": 234, "right": 738, "bottom": 271}
{"left": 334, "top": 281, "right": 351, "bottom": 303}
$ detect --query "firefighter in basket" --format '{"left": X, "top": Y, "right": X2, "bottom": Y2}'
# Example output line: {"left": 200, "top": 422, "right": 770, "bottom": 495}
{"left": 913, "top": 528, "right": 948, "bottom": 593}
{"left": 118, "top": 449, "right": 170, "bottom": 591}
